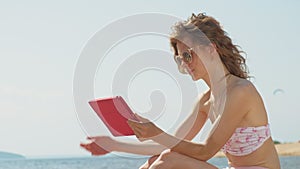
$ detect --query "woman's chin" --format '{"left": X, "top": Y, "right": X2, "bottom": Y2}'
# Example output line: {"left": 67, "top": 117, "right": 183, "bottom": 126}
{"left": 190, "top": 74, "right": 201, "bottom": 81}
{"left": 190, "top": 75, "right": 198, "bottom": 81}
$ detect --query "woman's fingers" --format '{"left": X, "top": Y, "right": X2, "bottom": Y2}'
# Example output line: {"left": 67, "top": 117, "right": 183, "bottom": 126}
{"left": 127, "top": 119, "right": 144, "bottom": 130}
{"left": 130, "top": 123, "right": 143, "bottom": 136}
{"left": 134, "top": 113, "right": 150, "bottom": 123}
{"left": 90, "top": 142, "right": 109, "bottom": 155}
{"left": 80, "top": 143, "right": 87, "bottom": 149}
{"left": 86, "top": 137, "right": 94, "bottom": 140}
{"left": 128, "top": 117, "right": 162, "bottom": 142}
{"left": 80, "top": 143, "right": 91, "bottom": 152}
{"left": 128, "top": 120, "right": 147, "bottom": 140}
{"left": 86, "top": 136, "right": 108, "bottom": 142}
{"left": 87, "top": 136, "right": 100, "bottom": 140}
{"left": 81, "top": 141, "right": 109, "bottom": 155}
{"left": 80, "top": 142, "right": 89, "bottom": 148}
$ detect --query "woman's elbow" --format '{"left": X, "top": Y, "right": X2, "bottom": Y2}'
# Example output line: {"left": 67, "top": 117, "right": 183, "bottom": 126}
{"left": 193, "top": 145, "right": 216, "bottom": 161}
{"left": 196, "top": 153, "right": 213, "bottom": 161}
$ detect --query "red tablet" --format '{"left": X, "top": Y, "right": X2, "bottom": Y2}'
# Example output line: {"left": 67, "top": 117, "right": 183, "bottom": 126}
{"left": 88, "top": 96, "right": 139, "bottom": 136}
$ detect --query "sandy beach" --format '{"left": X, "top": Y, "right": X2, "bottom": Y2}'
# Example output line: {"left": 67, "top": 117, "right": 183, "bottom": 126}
{"left": 214, "top": 142, "right": 300, "bottom": 157}
{"left": 274, "top": 142, "right": 300, "bottom": 156}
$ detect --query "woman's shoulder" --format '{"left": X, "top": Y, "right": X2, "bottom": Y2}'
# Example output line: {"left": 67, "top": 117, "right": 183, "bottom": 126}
{"left": 230, "top": 77, "right": 268, "bottom": 126}
{"left": 228, "top": 77, "right": 261, "bottom": 105}
{"left": 230, "top": 77, "right": 257, "bottom": 93}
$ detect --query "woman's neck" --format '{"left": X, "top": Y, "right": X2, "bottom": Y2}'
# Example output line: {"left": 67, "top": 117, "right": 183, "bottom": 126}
{"left": 203, "top": 64, "right": 231, "bottom": 97}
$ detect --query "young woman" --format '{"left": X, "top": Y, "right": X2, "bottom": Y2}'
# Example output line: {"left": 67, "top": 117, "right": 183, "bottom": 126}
{"left": 81, "top": 13, "right": 280, "bottom": 169}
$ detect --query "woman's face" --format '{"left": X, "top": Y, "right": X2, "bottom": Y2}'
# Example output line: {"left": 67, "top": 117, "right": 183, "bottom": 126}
{"left": 175, "top": 42, "right": 208, "bottom": 81}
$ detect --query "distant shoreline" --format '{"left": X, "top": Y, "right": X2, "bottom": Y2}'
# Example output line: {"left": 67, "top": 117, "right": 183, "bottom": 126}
{"left": 0, "top": 151, "right": 25, "bottom": 159}
{"left": 214, "top": 142, "right": 300, "bottom": 157}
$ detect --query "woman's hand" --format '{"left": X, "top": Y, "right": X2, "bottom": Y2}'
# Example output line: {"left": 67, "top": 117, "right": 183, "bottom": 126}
{"left": 127, "top": 114, "right": 164, "bottom": 142}
{"left": 80, "top": 136, "right": 116, "bottom": 156}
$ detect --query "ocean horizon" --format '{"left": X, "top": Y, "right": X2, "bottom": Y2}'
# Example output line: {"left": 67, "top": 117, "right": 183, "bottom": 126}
{"left": 0, "top": 154, "right": 299, "bottom": 169}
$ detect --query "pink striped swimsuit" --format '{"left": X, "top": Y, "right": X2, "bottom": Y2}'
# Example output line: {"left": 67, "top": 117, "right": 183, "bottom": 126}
{"left": 222, "top": 124, "right": 271, "bottom": 156}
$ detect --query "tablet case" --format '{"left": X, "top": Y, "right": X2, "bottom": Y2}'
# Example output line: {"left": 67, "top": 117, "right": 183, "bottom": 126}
{"left": 88, "top": 96, "right": 139, "bottom": 136}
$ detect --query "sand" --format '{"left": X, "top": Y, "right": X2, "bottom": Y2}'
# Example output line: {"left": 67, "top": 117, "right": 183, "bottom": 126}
{"left": 214, "top": 142, "right": 300, "bottom": 157}
{"left": 274, "top": 142, "right": 300, "bottom": 156}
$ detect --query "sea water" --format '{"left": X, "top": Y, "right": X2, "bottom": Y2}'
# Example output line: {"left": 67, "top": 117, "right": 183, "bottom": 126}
{"left": 0, "top": 155, "right": 298, "bottom": 169}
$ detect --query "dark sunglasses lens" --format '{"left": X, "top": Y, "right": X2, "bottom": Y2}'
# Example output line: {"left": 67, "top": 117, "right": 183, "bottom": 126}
{"left": 183, "top": 52, "right": 192, "bottom": 63}
{"left": 174, "top": 56, "right": 188, "bottom": 74}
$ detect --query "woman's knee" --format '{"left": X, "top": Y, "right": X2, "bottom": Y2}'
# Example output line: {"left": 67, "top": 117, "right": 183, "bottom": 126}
{"left": 139, "top": 163, "right": 149, "bottom": 169}
{"left": 139, "top": 155, "right": 160, "bottom": 169}
{"left": 149, "top": 150, "right": 177, "bottom": 169}
{"left": 159, "top": 149, "right": 177, "bottom": 161}
{"left": 149, "top": 160, "right": 172, "bottom": 169}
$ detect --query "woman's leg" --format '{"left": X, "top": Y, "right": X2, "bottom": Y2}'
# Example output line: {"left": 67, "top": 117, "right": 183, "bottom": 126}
{"left": 139, "top": 155, "right": 159, "bottom": 169}
{"left": 139, "top": 155, "right": 160, "bottom": 169}
{"left": 144, "top": 149, "right": 218, "bottom": 169}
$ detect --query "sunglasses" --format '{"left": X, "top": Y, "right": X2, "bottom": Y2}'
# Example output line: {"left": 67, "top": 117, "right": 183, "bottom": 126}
{"left": 174, "top": 48, "right": 193, "bottom": 74}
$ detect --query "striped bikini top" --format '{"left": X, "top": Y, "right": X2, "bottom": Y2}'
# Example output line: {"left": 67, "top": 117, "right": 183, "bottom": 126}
{"left": 221, "top": 124, "right": 271, "bottom": 156}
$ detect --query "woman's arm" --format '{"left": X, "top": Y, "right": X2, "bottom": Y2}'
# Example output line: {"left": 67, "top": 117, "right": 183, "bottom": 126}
{"left": 82, "top": 93, "right": 208, "bottom": 156}
{"left": 81, "top": 136, "right": 168, "bottom": 156}
{"left": 128, "top": 84, "right": 253, "bottom": 161}
{"left": 174, "top": 93, "right": 208, "bottom": 140}
{"left": 115, "top": 93, "right": 208, "bottom": 155}
{"left": 114, "top": 139, "right": 168, "bottom": 155}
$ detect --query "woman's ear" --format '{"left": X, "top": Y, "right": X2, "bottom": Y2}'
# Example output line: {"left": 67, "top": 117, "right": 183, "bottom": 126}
{"left": 208, "top": 43, "right": 218, "bottom": 55}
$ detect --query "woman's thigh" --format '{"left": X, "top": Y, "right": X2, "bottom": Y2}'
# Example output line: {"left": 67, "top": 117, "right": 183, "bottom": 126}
{"left": 148, "top": 150, "right": 218, "bottom": 169}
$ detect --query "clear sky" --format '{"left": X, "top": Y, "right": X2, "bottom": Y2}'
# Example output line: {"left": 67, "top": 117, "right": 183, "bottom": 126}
{"left": 0, "top": 0, "right": 299, "bottom": 157}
